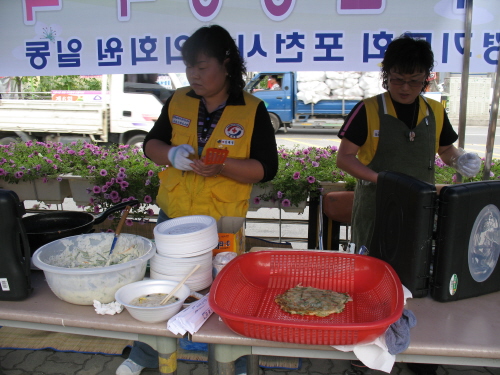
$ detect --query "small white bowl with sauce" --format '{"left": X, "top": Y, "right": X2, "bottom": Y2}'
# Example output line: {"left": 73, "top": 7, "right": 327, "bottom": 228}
{"left": 115, "top": 279, "right": 190, "bottom": 323}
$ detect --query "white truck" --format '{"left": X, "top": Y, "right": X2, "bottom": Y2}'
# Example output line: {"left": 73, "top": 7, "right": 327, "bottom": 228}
{"left": 0, "top": 73, "right": 187, "bottom": 146}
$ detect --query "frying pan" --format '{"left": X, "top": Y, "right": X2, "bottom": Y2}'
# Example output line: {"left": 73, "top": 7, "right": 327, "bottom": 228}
{"left": 22, "top": 200, "right": 139, "bottom": 253}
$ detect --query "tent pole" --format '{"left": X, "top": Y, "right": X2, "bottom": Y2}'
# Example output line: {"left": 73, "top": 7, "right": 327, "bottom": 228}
{"left": 456, "top": 0, "right": 474, "bottom": 183}
{"left": 482, "top": 46, "right": 500, "bottom": 181}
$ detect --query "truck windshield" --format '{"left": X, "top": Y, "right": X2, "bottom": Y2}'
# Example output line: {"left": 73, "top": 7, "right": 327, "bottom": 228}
{"left": 246, "top": 74, "right": 282, "bottom": 93}
{"left": 124, "top": 73, "right": 177, "bottom": 104}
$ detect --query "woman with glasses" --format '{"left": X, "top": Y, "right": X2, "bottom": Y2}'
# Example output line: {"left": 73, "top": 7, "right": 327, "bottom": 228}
{"left": 337, "top": 35, "right": 480, "bottom": 375}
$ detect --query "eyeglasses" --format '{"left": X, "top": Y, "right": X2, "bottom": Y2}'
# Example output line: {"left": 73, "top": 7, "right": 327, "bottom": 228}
{"left": 389, "top": 77, "right": 425, "bottom": 87}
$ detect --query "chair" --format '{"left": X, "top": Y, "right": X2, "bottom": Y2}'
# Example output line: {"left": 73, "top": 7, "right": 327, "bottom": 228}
{"left": 320, "top": 191, "right": 354, "bottom": 250}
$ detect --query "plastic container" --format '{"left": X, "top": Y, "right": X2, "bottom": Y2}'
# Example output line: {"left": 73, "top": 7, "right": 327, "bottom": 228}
{"left": 115, "top": 279, "right": 190, "bottom": 323}
{"left": 209, "top": 250, "right": 404, "bottom": 346}
{"left": 32, "top": 233, "right": 155, "bottom": 305}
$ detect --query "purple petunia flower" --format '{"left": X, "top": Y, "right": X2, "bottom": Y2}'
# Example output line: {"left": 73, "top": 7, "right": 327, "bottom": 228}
{"left": 147, "top": 170, "right": 154, "bottom": 177}
{"left": 147, "top": 208, "right": 155, "bottom": 216}
{"left": 145, "top": 179, "right": 151, "bottom": 186}
{"left": 93, "top": 185, "right": 101, "bottom": 194}
{"left": 14, "top": 171, "right": 24, "bottom": 179}
{"left": 125, "top": 219, "right": 133, "bottom": 227}
{"left": 311, "top": 161, "right": 319, "bottom": 167}
{"left": 277, "top": 191, "right": 283, "bottom": 199}
{"left": 100, "top": 169, "right": 108, "bottom": 176}
{"left": 293, "top": 172, "right": 300, "bottom": 180}
{"left": 144, "top": 195, "right": 152, "bottom": 204}
{"left": 101, "top": 185, "right": 108, "bottom": 193}
{"left": 307, "top": 176, "right": 316, "bottom": 183}
{"left": 281, "top": 199, "right": 291, "bottom": 207}
{"left": 110, "top": 190, "right": 120, "bottom": 200}
{"left": 253, "top": 196, "right": 261, "bottom": 204}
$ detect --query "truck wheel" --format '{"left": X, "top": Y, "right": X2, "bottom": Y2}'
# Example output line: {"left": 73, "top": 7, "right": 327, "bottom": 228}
{"left": 0, "top": 136, "right": 19, "bottom": 145}
{"left": 126, "top": 134, "right": 146, "bottom": 148}
{"left": 269, "top": 113, "right": 281, "bottom": 133}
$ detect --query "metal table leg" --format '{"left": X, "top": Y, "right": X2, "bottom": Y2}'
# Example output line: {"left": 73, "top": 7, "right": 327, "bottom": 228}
{"left": 139, "top": 334, "right": 178, "bottom": 375}
{"left": 209, "top": 343, "right": 252, "bottom": 375}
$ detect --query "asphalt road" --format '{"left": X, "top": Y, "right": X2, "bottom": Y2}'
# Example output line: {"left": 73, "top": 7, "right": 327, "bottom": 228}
{"left": 276, "top": 125, "right": 500, "bottom": 159}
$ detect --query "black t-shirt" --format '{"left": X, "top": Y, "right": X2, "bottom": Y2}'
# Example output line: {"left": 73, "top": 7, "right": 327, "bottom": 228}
{"left": 143, "top": 90, "right": 278, "bottom": 183}
{"left": 338, "top": 96, "right": 458, "bottom": 147}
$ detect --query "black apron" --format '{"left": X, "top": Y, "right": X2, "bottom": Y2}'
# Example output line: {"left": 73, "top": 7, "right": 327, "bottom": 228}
{"left": 351, "top": 95, "right": 437, "bottom": 251}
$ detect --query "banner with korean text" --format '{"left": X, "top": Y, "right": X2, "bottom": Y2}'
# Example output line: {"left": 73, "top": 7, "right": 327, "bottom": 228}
{"left": 0, "top": 0, "right": 498, "bottom": 76}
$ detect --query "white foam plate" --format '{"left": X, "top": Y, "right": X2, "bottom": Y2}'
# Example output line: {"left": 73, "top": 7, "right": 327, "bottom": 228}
{"left": 154, "top": 215, "right": 216, "bottom": 238}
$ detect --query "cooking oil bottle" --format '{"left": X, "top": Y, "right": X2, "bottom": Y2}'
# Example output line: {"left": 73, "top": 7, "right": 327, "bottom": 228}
{"left": 0, "top": 189, "right": 32, "bottom": 301}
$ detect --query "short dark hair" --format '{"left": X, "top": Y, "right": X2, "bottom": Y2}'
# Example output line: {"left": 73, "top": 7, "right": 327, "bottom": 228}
{"left": 381, "top": 34, "right": 435, "bottom": 92}
{"left": 181, "top": 25, "right": 246, "bottom": 96}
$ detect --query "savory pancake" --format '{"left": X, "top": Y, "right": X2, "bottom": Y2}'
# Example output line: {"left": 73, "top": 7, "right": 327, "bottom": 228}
{"left": 275, "top": 285, "right": 350, "bottom": 317}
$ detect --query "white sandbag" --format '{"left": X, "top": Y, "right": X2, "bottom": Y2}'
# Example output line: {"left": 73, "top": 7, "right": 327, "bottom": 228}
{"left": 297, "top": 71, "right": 326, "bottom": 82}
{"left": 312, "top": 81, "right": 331, "bottom": 95}
{"left": 325, "top": 78, "right": 343, "bottom": 90}
{"left": 344, "top": 71, "right": 362, "bottom": 80}
{"left": 332, "top": 88, "right": 346, "bottom": 97}
{"left": 344, "top": 85, "right": 364, "bottom": 98}
{"left": 364, "top": 88, "right": 385, "bottom": 98}
{"left": 325, "top": 71, "right": 346, "bottom": 80}
{"left": 310, "top": 93, "right": 330, "bottom": 104}
{"left": 297, "top": 81, "right": 316, "bottom": 91}
{"left": 361, "top": 71, "right": 380, "bottom": 79}
{"left": 358, "top": 75, "right": 377, "bottom": 90}
{"left": 297, "top": 90, "right": 314, "bottom": 104}
{"left": 299, "top": 81, "right": 330, "bottom": 95}
{"left": 343, "top": 77, "right": 359, "bottom": 89}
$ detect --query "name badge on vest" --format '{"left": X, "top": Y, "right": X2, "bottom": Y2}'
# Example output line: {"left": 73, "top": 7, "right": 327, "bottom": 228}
{"left": 373, "top": 130, "right": 380, "bottom": 137}
{"left": 172, "top": 115, "right": 190, "bottom": 128}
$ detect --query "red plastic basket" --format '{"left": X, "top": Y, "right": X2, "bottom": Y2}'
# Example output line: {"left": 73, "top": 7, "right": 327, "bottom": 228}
{"left": 209, "top": 251, "right": 404, "bottom": 346}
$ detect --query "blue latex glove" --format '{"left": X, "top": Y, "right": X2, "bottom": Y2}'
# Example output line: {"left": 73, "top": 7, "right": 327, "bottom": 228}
{"left": 168, "top": 144, "right": 194, "bottom": 171}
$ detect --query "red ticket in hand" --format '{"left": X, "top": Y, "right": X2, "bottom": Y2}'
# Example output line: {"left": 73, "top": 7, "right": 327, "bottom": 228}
{"left": 205, "top": 148, "right": 229, "bottom": 164}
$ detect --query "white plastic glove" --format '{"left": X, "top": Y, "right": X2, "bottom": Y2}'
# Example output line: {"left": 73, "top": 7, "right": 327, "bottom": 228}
{"left": 451, "top": 148, "right": 481, "bottom": 178}
{"left": 168, "top": 144, "right": 194, "bottom": 171}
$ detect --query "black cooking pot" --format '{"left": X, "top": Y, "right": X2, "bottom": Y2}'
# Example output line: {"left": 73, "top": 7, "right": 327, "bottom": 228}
{"left": 22, "top": 199, "right": 139, "bottom": 254}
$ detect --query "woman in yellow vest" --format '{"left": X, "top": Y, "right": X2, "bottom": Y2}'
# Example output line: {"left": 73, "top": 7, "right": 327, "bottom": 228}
{"left": 337, "top": 35, "right": 481, "bottom": 375}
{"left": 116, "top": 25, "right": 278, "bottom": 375}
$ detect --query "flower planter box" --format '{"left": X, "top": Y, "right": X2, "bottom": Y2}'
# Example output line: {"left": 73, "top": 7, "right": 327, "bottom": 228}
{"left": 62, "top": 174, "right": 93, "bottom": 206}
{"left": 0, "top": 179, "right": 71, "bottom": 204}
{"left": 34, "top": 179, "right": 71, "bottom": 204}
{"left": 249, "top": 184, "right": 307, "bottom": 214}
{"left": 0, "top": 180, "right": 36, "bottom": 202}
{"left": 319, "top": 181, "right": 348, "bottom": 194}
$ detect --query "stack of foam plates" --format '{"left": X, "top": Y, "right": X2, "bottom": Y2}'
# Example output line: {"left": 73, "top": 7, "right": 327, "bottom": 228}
{"left": 151, "top": 215, "right": 217, "bottom": 291}
{"left": 154, "top": 215, "right": 218, "bottom": 257}
{"left": 150, "top": 251, "right": 213, "bottom": 291}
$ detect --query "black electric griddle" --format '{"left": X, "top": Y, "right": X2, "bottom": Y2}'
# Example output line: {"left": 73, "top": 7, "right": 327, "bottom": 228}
{"left": 369, "top": 171, "right": 436, "bottom": 298}
{"left": 433, "top": 180, "right": 500, "bottom": 301}
{"left": 370, "top": 171, "right": 500, "bottom": 302}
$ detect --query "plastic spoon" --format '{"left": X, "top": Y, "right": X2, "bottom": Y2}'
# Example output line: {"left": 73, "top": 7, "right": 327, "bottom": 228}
{"left": 160, "top": 264, "right": 201, "bottom": 305}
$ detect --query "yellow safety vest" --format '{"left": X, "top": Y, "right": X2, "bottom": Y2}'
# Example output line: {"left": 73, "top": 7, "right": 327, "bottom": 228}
{"left": 156, "top": 87, "right": 260, "bottom": 220}
{"left": 358, "top": 92, "right": 444, "bottom": 165}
